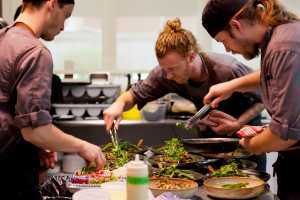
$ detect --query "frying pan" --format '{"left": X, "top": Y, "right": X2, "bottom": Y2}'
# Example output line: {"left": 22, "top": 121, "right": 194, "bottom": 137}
{"left": 182, "top": 138, "right": 240, "bottom": 153}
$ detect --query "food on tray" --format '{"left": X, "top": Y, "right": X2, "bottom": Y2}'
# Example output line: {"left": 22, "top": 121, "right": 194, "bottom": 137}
{"left": 152, "top": 164, "right": 195, "bottom": 180}
{"left": 101, "top": 140, "right": 145, "bottom": 169}
{"left": 71, "top": 166, "right": 117, "bottom": 185}
{"left": 211, "top": 162, "right": 247, "bottom": 178}
{"left": 222, "top": 182, "right": 249, "bottom": 189}
{"left": 154, "top": 138, "right": 202, "bottom": 165}
{"left": 150, "top": 178, "right": 197, "bottom": 190}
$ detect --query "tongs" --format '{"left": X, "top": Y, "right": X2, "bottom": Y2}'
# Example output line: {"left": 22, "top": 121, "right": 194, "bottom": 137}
{"left": 185, "top": 104, "right": 212, "bottom": 128}
{"left": 109, "top": 120, "right": 119, "bottom": 148}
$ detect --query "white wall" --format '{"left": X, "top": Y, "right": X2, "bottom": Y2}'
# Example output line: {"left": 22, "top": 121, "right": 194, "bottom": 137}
{"left": 2, "top": 0, "right": 300, "bottom": 75}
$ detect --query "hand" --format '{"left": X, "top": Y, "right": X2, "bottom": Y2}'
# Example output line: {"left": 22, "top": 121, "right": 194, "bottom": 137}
{"left": 203, "top": 81, "right": 235, "bottom": 108}
{"left": 103, "top": 102, "right": 124, "bottom": 132}
{"left": 79, "top": 141, "right": 106, "bottom": 170}
{"left": 39, "top": 150, "right": 57, "bottom": 169}
{"left": 198, "top": 110, "right": 241, "bottom": 136}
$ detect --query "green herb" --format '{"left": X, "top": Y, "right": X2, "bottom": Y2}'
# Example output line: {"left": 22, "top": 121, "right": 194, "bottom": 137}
{"left": 154, "top": 163, "right": 195, "bottom": 180}
{"left": 176, "top": 122, "right": 198, "bottom": 134}
{"left": 222, "top": 182, "right": 249, "bottom": 189}
{"left": 158, "top": 138, "right": 186, "bottom": 161}
{"left": 211, "top": 162, "right": 247, "bottom": 177}
{"left": 111, "top": 145, "right": 129, "bottom": 168}
{"left": 81, "top": 165, "right": 97, "bottom": 174}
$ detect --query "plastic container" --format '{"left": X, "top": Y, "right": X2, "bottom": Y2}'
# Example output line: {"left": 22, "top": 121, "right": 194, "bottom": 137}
{"left": 141, "top": 102, "right": 167, "bottom": 121}
{"left": 126, "top": 155, "right": 149, "bottom": 200}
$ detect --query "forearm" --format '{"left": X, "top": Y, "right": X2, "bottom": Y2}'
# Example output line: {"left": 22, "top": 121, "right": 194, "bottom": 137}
{"left": 115, "top": 90, "right": 136, "bottom": 111}
{"left": 21, "top": 124, "right": 85, "bottom": 153}
{"left": 237, "top": 103, "right": 264, "bottom": 126}
{"left": 231, "top": 71, "right": 261, "bottom": 93}
{"left": 240, "top": 127, "right": 297, "bottom": 154}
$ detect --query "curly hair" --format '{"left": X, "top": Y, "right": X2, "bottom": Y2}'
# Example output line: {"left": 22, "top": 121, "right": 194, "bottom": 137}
{"left": 155, "top": 18, "right": 200, "bottom": 59}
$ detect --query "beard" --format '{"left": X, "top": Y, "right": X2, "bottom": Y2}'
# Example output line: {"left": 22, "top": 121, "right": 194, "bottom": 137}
{"left": 239, "top": 42, "right": 261, "bottom": 60}
{"left": 41, "top": 33, "right": 55, "bottom": 41}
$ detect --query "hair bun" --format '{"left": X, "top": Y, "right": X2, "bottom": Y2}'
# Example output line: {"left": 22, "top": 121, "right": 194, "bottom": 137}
{"left": 164, "top": 18, "right": 182, "bottom": 32}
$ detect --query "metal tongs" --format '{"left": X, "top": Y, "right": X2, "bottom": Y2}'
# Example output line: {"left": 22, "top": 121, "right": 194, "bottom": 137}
{"left": 185, "top": 104, "right": 212, "bottom": 128}
{"left": 109, "top": 120, "right": 119, "bottom": 148}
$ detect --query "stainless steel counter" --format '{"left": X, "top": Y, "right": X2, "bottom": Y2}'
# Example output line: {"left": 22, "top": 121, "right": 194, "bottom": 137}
{"left": 54, "top": 119, "right": 197, "bottom": 147}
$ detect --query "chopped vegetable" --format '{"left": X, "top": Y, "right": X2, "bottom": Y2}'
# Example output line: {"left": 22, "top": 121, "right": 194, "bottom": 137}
{"left": 211, "top": 162, "right": 247, "bottom": 177}
{"left": 222, "top": 182, "right": 249, "bottom": 189}
{"left": 153, "top": 163, "right": 195, "bottom": 180}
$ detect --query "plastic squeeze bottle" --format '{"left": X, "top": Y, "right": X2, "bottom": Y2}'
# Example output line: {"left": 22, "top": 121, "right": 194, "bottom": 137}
{"left": 126, "top": 154, "right": 149, "bottom": 200}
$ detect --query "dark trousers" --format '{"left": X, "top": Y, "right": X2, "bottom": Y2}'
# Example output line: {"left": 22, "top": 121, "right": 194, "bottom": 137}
{"left": 0, "top": 142, "right": 42, "bottom": 200}
{"left": 274, "top": 150, "right": 300, "bottom": 200}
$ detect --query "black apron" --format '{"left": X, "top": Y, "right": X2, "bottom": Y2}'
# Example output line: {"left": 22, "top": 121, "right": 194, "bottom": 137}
{"left": 273, "top": 146, "right": 300, "bottom": 200}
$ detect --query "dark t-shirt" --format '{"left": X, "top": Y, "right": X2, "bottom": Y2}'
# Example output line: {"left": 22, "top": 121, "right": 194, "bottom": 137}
{"left": 131, "top": 52, "right": 261, "bottom": 121}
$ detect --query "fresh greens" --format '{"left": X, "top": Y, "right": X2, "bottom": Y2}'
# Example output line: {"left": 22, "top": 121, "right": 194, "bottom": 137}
{"left": 222, "top": 182, "right": 249, "bottom": 189}
{"left": 154, "top": 163, "right": 195, "bottom": 180}
{"left": 158, "top": 138, "right": 186, "bottom": 161}
{"left": 111, "top": 145, "right": 129, "bottom": 168}
{"left": 176, "top": 122, "right": 198, "bottom": 134}
{"left": 211, "top": 162, "right": 247, "bottom": 177}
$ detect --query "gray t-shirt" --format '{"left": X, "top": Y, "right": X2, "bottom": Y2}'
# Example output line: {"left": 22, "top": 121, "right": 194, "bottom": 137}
{"left": 261, "top": 21, "right": 300, "bottom": 140}
{"left": 0, "top": 24, "right": 52, "bottom": 155}
{"left": 131, "top": 52, "right": 261, "bottom": 119}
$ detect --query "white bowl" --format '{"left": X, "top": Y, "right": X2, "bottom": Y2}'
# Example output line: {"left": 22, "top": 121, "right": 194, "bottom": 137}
{"left": 86, "top": 107, "right": 101, "bottom": 117}
{"left": 73, "top": 188, "right": 110, "bottom": 200}
{"left": 102, "top": 87, "right": 119, "bottom": 97}
{"left": 71, "top": 106, "right": 86, "bottom": 117}
{"left": 86, "top": 87, "right": 101, "bottom": 98}
{"left": 71, "top": 86, "right": 86, "bottom": 98}
{"left": 55, "top": 107, "right": 70, "bottom": 116}
{"left": 62, "top": 86, "right": 71, "bottom": 97}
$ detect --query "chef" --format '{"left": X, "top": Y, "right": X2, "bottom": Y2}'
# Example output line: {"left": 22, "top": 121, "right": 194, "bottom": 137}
{"left": 0, "top": 0, "right": 105, "bottom": 199}
{"left": 104, "top": 18, "right": 266, "bottom": 170}
{"left": 202, "top": 0, "right": 300, "bottom": 199}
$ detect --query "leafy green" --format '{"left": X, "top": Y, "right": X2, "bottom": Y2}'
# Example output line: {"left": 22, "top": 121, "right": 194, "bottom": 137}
{"left": 222, "top": 182, "right": 249, "bottom": 189}
{"left": 111, "top": 145, "right": 129, "bottom": 168}
{"left": 176, "top": 122, "right": 198, "bottom": 134}
{"left": 154, "top": 163, "right": 195, "bottom": 180}
{"left": 158, "top": 138, "right": 187, "bottom": 161}
{"left": 81, "top": 165, "right": 97, "bottom": 175}
{"left": 211, "top": 162, "right": 247, "bottom": 177}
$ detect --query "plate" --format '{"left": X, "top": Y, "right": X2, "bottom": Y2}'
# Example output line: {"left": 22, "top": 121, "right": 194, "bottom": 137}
{"left": 204, "top": 176, "right": 265, "bottom": 199}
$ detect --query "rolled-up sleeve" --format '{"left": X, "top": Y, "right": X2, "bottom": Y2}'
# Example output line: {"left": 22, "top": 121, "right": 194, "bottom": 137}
{"left": 130, "top": 67, "right": 174, "bottom": 109}
{"left": 266, "top": 50, "right": 300, "bottom": 140}
{"left": 14, "top": 47, "right": 53, "bottom": 128}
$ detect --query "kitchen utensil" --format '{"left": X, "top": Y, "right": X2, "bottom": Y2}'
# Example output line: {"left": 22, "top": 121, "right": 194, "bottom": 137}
{"left": 185, "top": 104, "right": 212, "bottom": 128}
{"left": 109, "top": 120, "right": 119, "bottom": 148}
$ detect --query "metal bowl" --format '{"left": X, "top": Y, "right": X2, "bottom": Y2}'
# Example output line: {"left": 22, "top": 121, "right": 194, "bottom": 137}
{"left": 204, "top": 176, "right": 265, "bottom": 199}
{"left": 182, "top": 138, "right": 240, "bottom": 153}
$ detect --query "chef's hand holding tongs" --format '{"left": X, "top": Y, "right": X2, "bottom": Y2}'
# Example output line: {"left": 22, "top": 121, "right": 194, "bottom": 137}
{"left": 185, "top": 104, "right": 212, "bottom": 129}
{"left": 109, "top": 120, "right": 119, "bottom": 148}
